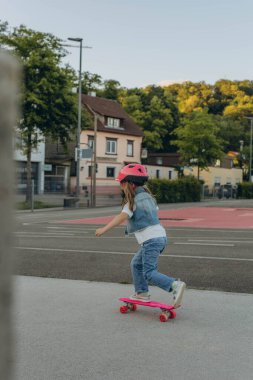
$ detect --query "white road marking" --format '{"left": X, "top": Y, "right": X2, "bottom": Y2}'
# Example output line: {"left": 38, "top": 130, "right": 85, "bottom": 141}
{"left": 174, "top": 242, "right": 234, "bottom": 247}
{"left": 14, "top": 233, "right": 253, "bottom": 243}
{"left": 15, "top": 232, "right": 75, "bottom": 236}
{"left": 166, "top": 228, "right": 253, "bottom": 232}
{"left": 14, "top": 246, "right": 253, "bottom": 262}
{"left": 48, "top": 224, "right": 125, "bottom": 229}
{"left": 15, "top": 235, "right": 73, "bottom": 238}
{"left": 15, "top": 235, "right": 134, "bottom": 239}
{"left": 170, "top": 236, "right": 253, "bottom": 240}
{"left": 188, "top": 239, "right": 253, "bottom": 244}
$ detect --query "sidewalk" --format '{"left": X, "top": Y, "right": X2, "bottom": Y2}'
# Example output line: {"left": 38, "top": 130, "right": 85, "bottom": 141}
{"left": 15, "top": 193, "right": 121, "bottom": 208}
{"left": 13, "top": 276, "right": 253, "bottom": 380}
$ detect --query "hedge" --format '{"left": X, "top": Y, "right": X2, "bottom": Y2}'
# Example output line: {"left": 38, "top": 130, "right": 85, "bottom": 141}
{"left": 236, "top": 182, "right": 253, "bottom": 199}
{"left": 147, "top": 176, "right": 202, "bottom": 203}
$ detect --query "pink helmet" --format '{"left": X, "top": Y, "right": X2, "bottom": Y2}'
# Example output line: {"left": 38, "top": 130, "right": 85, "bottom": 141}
{"left": 116, "top": 164, "right": 149, "bottom": 184}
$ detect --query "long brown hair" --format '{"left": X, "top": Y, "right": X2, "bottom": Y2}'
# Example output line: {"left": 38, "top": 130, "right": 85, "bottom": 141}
{"left": 122, "top": 182, "right": 155, "bottom": 211}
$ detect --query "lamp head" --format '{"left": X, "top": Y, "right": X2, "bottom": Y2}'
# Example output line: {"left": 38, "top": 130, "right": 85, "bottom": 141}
{"left": 68, "top": 37, "right": 83, "bottom": 42}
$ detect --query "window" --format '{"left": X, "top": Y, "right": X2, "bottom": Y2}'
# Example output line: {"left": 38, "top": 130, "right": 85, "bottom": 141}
{"left": 56, "top": 166, "right": 65, "bottom": 176}
{"left": 156, "top": 157, "right": 163, "bottom": 165}
{"left": 156, "top": 170, "right": 160, "bottom": 179}
{"left": 106, "top": 167, "right": 115, "bottom": 178}
{"left": 127, "top": 140, "right": 134, "bottom": 156}
{"left": 88, "top": 135, "right": 94, "bottom": 150}
{"left": 106, "top": 138, "right": 117, "bottom": 154}
{"left": 214, "top": 177, "right": 221, "bottom": 186}
{"left": 107, "top": 117, "right": 120, "bottom": 129}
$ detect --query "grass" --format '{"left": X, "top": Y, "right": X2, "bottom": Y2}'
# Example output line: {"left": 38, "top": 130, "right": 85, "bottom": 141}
{"left": 16, "top": 201, "right": 60, "bottom": 210}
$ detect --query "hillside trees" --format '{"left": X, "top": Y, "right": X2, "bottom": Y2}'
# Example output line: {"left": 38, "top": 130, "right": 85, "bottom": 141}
{"left": 164, "top": 81, "right": 213, "bottom": 114}
{"left": 80, "top": 71, "right": 253, "bottom": 164}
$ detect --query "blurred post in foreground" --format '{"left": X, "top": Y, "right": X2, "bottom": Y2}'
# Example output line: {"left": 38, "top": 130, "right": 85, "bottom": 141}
{"left": 0, "top": 49, "right": 20, "bottom": 380}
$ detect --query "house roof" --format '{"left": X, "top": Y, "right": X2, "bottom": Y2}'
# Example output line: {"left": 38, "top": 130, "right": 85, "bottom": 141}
{"left": 146, "top": 153, "right": 181, "bottom": 167}
{"left": 82, "top": 94, "right": 143, "bottom": 137}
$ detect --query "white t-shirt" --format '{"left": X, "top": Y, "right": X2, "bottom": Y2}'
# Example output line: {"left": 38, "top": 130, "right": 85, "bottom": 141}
{"left": 122, "top": 203, "right": 166, "bottom": 244}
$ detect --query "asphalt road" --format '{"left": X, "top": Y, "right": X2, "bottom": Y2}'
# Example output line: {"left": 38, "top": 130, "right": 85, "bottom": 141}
{"left": 14, "top": 199, "right": 253, "bottom": 294}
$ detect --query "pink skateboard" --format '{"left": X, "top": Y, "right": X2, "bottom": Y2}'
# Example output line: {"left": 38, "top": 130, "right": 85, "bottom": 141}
{"left": 119, "top": 297, "right": 177, "bottom": 322}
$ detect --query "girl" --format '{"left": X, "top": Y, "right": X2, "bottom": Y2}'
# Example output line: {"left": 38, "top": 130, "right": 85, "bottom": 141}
{"left": 95, "top": 164, "right": 186, "bottom": 308}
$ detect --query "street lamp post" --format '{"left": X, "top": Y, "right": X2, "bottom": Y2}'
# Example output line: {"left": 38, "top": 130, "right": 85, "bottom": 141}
{"left": 244, "top": 117, "right": 253, "bottom": 182}
{"left": 68, "top": 37, "right": 83, "bottom": 198}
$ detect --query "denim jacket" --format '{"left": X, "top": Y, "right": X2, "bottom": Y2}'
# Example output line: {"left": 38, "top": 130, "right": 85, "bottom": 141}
{"left": 126, "top": 187, "right": 160, "bottom": 234}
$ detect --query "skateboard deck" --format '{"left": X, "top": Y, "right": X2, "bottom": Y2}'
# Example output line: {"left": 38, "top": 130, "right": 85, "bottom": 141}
{"left": 119, "top": 297, "right": 177, "bottom": 322}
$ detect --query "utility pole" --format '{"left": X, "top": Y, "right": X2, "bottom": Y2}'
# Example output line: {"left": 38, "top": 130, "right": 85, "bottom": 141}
{"left": 85, "top": 103, "right": 97, "bottom": 207}
{"left": 65, "top": 39, "right": 92, "bottom": 201}
{"left": 0, "top": 49, "right": 20, "bottom": 380}
{"left": 68, "top": 37, "right": 83, "bottom": 199}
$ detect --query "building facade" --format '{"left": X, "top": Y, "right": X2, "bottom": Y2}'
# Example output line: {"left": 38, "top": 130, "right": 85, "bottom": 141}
{"left": 44, "top": 137, "right": 75, "bottom": 193}
{"left": 45, "top": 94, "right": 143, "bottom": 197}
{"left": 184, "top": 166, "right": 242, "bottom": 190}
{"left": 74, "top": 94, "right": 143, "bottom": 197}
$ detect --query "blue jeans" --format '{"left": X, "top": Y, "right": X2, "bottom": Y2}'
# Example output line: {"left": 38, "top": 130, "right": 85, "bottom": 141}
{"left": 130, "top": 237, "right": 175, "bottom": 293}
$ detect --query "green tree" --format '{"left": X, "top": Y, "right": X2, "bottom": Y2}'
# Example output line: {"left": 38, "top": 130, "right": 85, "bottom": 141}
{"left": 172, "top": 112, "right": 225, "bottom": 179}
{"left": 119, "top": 85, "right": 179, "bottom": 152}
{"left": 120, "top": 92, "right": 146, "bottom": 126}
{"left": 0, "top": 22, "right": 77, "bottom": 204}
{"left": 81, "top": 71, "right": 103, "bottom": 94}
{"left": 142, "top": 95, "right": 173, "bottom": 150}
{"left": 101, "top": 79, "right": 122, "bottom": 100}
{"left": 218, "top": 116, "right": 246, "bottom": 152}
{"left": 140, "top": 86, "right": 179, "bottom": 152}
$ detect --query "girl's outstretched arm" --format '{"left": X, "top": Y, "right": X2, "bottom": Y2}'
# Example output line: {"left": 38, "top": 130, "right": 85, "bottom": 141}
{"left": 95, "top": 212, "right": 128, "bottom": 236}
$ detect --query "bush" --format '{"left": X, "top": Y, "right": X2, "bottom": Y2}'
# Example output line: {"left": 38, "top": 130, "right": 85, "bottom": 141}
{"left": 148, "top": 176, "right": 202, "bottom": 203}
{"left": 236, "top": 182, "right": 253, "bottom": 199}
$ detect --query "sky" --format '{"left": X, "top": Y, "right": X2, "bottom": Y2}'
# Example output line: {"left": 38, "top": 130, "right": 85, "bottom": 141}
{"left": 1, "top": 0, "right": 253, "bottom": 88}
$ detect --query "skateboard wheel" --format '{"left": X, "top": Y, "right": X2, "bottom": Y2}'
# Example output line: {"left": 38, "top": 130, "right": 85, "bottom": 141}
{"left": 169, "top": 310, "right": 176, "bottom": 319}
{"left": 120, "top": 305, "right": 128, "bottom": 314}
{"left": 159, "top": 313, "right": 168, "bottom": 322}
{"left": 130, "top": 304, "right": 137, "bottom": 311}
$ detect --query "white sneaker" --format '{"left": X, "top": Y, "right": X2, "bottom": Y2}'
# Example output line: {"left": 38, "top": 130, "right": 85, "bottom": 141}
{"left": 172, "top": 280, "right": 186, "bottom": 308}
{"left": 130, "top": 292, "right": 151, "bottom": 302}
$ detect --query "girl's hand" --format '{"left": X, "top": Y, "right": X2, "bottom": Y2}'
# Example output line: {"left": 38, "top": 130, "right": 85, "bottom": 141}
{"left": 95, "top": 227, "right": 106, "bottom": 237}
{"left": 95, "top": 212, "right": 128, "bottom": 237}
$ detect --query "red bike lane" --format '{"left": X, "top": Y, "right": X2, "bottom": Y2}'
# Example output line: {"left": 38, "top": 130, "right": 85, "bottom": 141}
{"left": 59, "top": 207, "right": 253, "bottom": 229}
